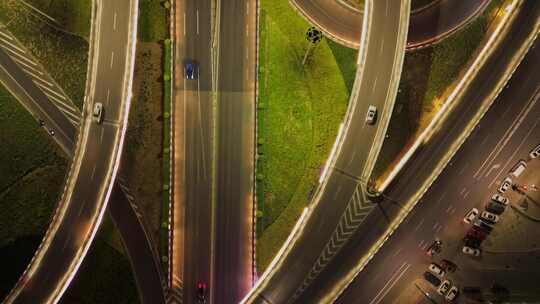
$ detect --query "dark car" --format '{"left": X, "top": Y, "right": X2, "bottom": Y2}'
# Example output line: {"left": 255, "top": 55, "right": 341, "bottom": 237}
{"left": 197, "top": 282, "right": 207, "bottom": 303}
{"left": 463, "top": 236, "right": 481, "bottom": 248}
{"left": 486, "top": 201, "right": 505, "bottom": 215}
{"left": 185, "top": 62, "right": 195, "bottom": 80}
{"left": 424, "top": 271, "right": 442, "bottom": 287}
{"left": 426, "top": 239, "right": 442, "bottom": 256}
{"left": 440, "top": 259, "right": 457, "bottom": 272}
{"left": 38, "top": 119, "right": 45, "bottom": 127}
{"left": 473, "top": 219, "right": 493, "bottom": 234}
{"left": 467, "top": 227, "right": 487, "bottom": 241}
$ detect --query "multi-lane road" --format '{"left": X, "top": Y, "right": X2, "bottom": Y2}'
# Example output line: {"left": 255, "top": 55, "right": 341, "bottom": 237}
{"left": 171, "top": 0, "right": 214, "bottom": 302}
{"left": 243, "top": 0, "right": 409, "bottom": 302}
{"left": 291, "top": 0, "right": 490, "bottom": 49}
{"left": 2, "top": 0, "right": 140, "bottom": 302}
{"left": 337, "top": 25, "right": 540, "bottom": 304}
{"left": 214, "top": 0, "right": 256, "bottom": 302}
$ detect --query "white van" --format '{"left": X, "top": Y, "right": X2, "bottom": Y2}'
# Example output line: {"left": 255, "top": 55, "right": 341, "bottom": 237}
{"left": 510, "top": 160, "right": 526, "bottom": 177}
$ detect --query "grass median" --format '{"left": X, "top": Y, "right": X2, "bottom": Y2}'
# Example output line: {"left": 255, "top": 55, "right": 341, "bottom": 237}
{"left": 256, "top": 0, "right": 356, "bottom": 272}
{"left": 373, "top": 0, "right": 504, "bottom": 180}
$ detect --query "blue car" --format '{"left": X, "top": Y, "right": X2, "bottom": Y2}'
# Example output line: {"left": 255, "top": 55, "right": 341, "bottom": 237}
{"left": 185, "top": 62, "right": 195, "bottom": 80}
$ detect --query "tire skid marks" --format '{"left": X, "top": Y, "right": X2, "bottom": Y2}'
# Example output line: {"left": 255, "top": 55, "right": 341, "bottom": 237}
{"left": 289, "top": 185, "right": 375, "bottom": 302}
{"left": 0, "top": 25, "right": 80, "bottom": 125}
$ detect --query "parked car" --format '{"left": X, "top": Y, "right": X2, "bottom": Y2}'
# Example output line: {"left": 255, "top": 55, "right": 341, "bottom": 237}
{"left": 365, "top": 105, "right": 377, "bottom": 125}
{"left": 498, "top": 177, "right": 512, "bottom": 193}
{"left": 440, "top": 259, "right": 457, "bottom": 272}
{"left": 480, "top": 211, "right": 500, "bottom": 224}
{"left": 486, "top": 201, "right": 505, "bottom": 215}
{"left": 38, "top": 119, "right": 45, "bottom": 127}
{"left": 467, "top": 227, "right": 487, "bottom": 241}
{"left": 530, "top": 144, "right": 540, "bottom": 159}
{"left": 473, "top": 219, "right": 493, "bottom": 234}
{"left": 437, "top": 279, "right": 451, "bottom": 295}
{"left": 462, "top": 246, "right": 480, "bottom": 256}
{"left": 446, "top": 286, "right": 459, "bottom": 301}
{"left": 510, "top": 160, "right": 527, "bottom": 177}
{"left": 426, "top": 239, "right": 442, "bottom": 256}
{"left": 492, "top": 194, "right": 509, "bottom": 206}
{"left": 428, "top": 263, "right": 445, "bottom": 278}
{"left": 48, "top": 129, "right": 55, "bottom": 136}
{"left": 93, "top": 102, "right": 104, "bottom": 124}
{"left": 423, "top": 271, "right": 442, "bottom": 287}
{"left": 463, "top": 208, "right": 479, "bottom": 224}
{"left": 463, "top": 236, "right": 481, "bottom": 248}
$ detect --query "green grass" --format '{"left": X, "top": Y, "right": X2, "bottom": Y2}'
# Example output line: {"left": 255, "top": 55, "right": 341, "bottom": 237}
{"left": 0, "top": 86, "right": 67, "bottom": 247}
{"left": 0, "top": 1, "right": 89, "bottom": 109}
{"left": 373, "top": 0, "right": 503, "bottom": 179}
{"left": 60, "top": 238, "right": 139, "bottom": 304}
{"left": 24, "top": 0, "right": 91, "bottom": 38}
{"left": 139, "top": 0, "right": 168, "bottom": 42}
{"left": 161, "top": 38, "right": 172, "bottom": 266}
{"left": 256, "top": 0, "right": 354, "bottom": 272}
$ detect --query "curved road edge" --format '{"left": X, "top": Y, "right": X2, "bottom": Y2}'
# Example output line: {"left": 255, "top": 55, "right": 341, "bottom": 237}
{"left": 2, "top": 0, "right": 141, "bottom": 302}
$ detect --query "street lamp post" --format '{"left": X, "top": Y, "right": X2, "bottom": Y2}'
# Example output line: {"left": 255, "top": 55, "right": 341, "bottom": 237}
{"left": 302, "top": 27, "right": 323, "bottom": 65}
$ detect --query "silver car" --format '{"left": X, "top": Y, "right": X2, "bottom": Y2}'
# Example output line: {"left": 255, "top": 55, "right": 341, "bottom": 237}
{"left": 365, "top": 105, "right": 377, "bottom": 125}
{"left": 93, "top": 102, "right": 104, "bottom": 124}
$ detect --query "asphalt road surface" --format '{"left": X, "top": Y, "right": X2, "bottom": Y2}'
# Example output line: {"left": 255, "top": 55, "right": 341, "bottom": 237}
{"left": 213, "top": 0, "right": 256, "bottom": 303}
{"left": 291, "top": 0, "right": 490, "bottom": 49}
{"left": 2, "top": 0, "right": 139, "bottom": 302}
{"left": 245, "top": 0, "right": 408, "bottom": 302}
{"left": 332, "top": 3, "right": 540, "bottom": 304}
{"left": 0, "top": 37, "right": 165, "bottom": 304}
{"left": 171, "top": 0, "right": 214, "bottom": 303}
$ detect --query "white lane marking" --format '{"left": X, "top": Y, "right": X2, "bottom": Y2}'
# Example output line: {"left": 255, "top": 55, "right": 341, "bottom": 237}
{"left": 10, "top": 56, "right": 43, "bottom": 75}
{"left": 196, "top": 9, "right": 199, "bottom": 35}
{"left": 113, "top": 12, "right": 117, "bottom": 30}
{"left": 432, "top": 222, "right": 439, "bottom": 230}
{"left": 369, "top": 262, "right": 411, "bottom": 304}
{"left": 110, "top": 51, "right": 115, "bottom": 69}
{"left": 106, "top": 88, "right": 110, "bottom": 105}
{"left": 100, "top": 128, "right": 104, "bottom": 143}
{"left": 247, "top": 2, "right": 249, "bottom": 14}
{"left": 436, "top": 225, "right": 443, "bottom": 233}
{"left": 372, "top": 75, "right": 378, "bottom": 94}
{"left": 418, "top": 239, "right": 425, "bottom": 248}
{"left": 485, "top": 163, "right": 501, "bottom": 178}
{"left": 184, "top": 13, "right": 186, "bottom": 36}
{"left": 446, "top": 205, "right": 453, "bottom": 213}
{"left": 91, "top": 165, "right": 97, "bottom": 180}
{"left": 414, "top": 218, "right": 424, "bottom": 231}
{"left": 474, "top": 95, "right": 537, "bottom": 179}
{"left": 489, "top": 116, "right": 540, "bottom": 187}
{"left": 460, "top": 187, "right": 467, "bottom": 195}
{"left": 458, "top": 162, "right": 469, "bottom": 175}
{"left": 0, "top": 31, "right": 13, "bottom": 40}
{"left": 463, "top": 190, "right": 469, "bottom": 199}
{"left": 0, "top": 37, "right": 26, "bottom": 53}
{"left": 393, "top": 248, "right": 402, "bottom": 257}
{"left": 434, "top": 191, "right": 446, "bottom": 206}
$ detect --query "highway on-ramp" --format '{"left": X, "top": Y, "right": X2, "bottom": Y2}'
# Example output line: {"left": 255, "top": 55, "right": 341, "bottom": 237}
{"left": 243, "top": 0, "right": 410, "bottom": 303}
{"left": 337, "top": 19, "right": 540, "bottom": 303}
{"left": 290, "top": 0, "right": 490, "bottom": 49}
{"left": 2, "top": 0, "right": 139, "bottom": 302}
{"left": 0, "top": 38, "right": 166, "bottom": 304}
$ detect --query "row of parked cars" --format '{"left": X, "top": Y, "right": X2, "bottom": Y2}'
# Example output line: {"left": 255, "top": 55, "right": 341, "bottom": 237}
{"left": 423, "top": 260, "right": 459, "bottom": 301}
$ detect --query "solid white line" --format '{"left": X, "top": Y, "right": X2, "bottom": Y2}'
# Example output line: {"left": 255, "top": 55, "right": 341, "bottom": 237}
{"left": 0, "top": 37, "right": 26, "bottom": 53}
{"left": 197, "top": 10, "right": 199, "bottom": 35}
{"left": 10, "top": 56, "right": 43, "bottom": 75}
{"left": 110, "top": 51, "right": 115, "bottom": 69}
{"left": 489, "top": 116, "right": 540, "bottom": 187}
{"left": 0, "top": 31, "right": 13, "bottom": 40}
{"left": 458, "top": 162, "right": 468, "bottom": 175}
{"left": 370, "top": 262, "right": 410, "bottom": 304}
{"left": 460, "top": 187, "right": 467, "bottom": 195}
{"left": 113, "top": 12, "right": 117, "bottom": 30}
{"left": 2, "top": 46, "right": 36, "bottom": 66}
{"left": 106, "top": 88, "right": 111, "bottom": 105}
{"left": 414, "top": 218, "right": 424, "bottom": 231}
{"left": 91, "top": 165, "right": 97, "bottom": 180}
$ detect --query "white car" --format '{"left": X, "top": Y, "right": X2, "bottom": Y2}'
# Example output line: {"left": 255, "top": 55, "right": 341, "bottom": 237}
{"left": 463, "top": 208, "right": 479, "bottom": 224}
{"left": 491, "top": 194, "right": 509, "bottom": 206}
{"left": 462, "top": 246, "right": 480, "bottom": 256}
{"left": 365, "top": 105, "right": 377, "bottom": 125}
{"left": 445, "top": 286, "right": 459, "bottom": 301}
{"left": 428, "top": 263, "right": 445, "bottom": 278}
{"left": 93, "top": 102, "right": 104, "bottom": 124}
{"left": 530, "top": 144, "right": 540, "bottom": 159}
{"left": 498, "top": 177, "right": 512, "bottom": 193}
{"left": 480, "top": 211, "right": 499, "bottom": 224}
{"left": 437, "top": 279, "right": 451, "bottom": 295}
